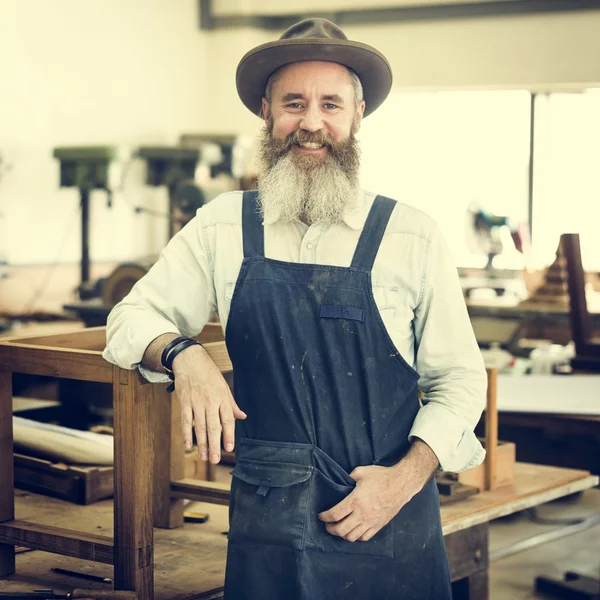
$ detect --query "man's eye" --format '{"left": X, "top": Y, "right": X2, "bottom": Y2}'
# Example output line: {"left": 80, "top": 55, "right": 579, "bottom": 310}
{"left": 324, "top": 103, "right": 338, "bottom": 110}
{"left": 286, "top": 103, "right": 303, "bottom": 109}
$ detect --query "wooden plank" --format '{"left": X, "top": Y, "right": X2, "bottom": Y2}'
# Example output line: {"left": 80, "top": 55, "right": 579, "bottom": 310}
{"left": 14, "top": 454, "right": 113, "bottom": 505}
{"left": 0, "top": 370, "right": 15, "bottom": 576}
{"left": 113, "top": 368, "right": 154, "bottom": 599}
{"left": 170, "top": 479, "right": 231, "bottom": 505}
{"left": 11, "top": 323, "right": 225, "bottom": 352}
{"left": 0, "top": 520, "right": 113, "bottom": 564}
{"left": 0, "top": 344, "right": 112, "bottom": 383}
{"left": 153, "top": 385, "right": 185, "bottom": 529}
{"left": 9, "top": 327, "right": 107, "bottom": 352}
{"left": 441, "top": 463, "right": 598, "bottom": 535}
{"left": 485, "top": 368, "right": 498, "bottom": 491}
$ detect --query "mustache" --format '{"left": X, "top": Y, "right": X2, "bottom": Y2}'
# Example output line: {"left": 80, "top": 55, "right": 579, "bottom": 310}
{"left": 269, "top": 129, "right": 335, "bottom": 157}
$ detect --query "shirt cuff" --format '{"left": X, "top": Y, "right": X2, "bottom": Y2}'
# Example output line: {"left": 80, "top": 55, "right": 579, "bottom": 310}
{"left": 137, "top": 364, "right": 171, "bottom": 384}
{"left": 102, "top": 318, "right": 180, "bottom": 382}
{"left": 408, "top": 402, "right": 486, "bottom": 473}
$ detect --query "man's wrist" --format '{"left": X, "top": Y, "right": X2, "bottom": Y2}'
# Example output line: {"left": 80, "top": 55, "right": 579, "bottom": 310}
{"left": 172, "top": 342, "right": 206, "bottom": 374}
{"left": 390, "top": 439, "right": 439, "bottom": 491}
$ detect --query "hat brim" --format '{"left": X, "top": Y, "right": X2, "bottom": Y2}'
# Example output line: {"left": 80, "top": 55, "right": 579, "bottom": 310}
{"left": 236, "top": 39, "right": 392, "bottom": 118}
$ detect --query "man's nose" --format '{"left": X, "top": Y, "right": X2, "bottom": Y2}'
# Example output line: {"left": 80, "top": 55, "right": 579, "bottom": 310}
{"left": 299, "top": 105, "right": 324, "bottom": 132}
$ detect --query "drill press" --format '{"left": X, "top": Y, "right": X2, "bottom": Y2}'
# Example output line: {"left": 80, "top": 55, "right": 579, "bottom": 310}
{"left": 137, "top": 146, "right": 201, "bottom": 239}
{"left": 53, "top": 146, "right": 117, "bottom": 301}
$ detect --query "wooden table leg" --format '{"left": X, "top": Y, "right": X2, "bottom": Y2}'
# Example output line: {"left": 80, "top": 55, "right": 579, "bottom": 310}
{"left": 0, "top": 370, "right": 15, "bottom": 576}
{"left": 113, "top": 368, "right": 154, "bottom": 600}
{"left": 446, "top": 522, "right": 489, "bottom": 600}
{"left": 153, "top": 385, "right": 185, "bottom": 529}
{"left": 452, "top": 569, "right": 489, "bottom": 600}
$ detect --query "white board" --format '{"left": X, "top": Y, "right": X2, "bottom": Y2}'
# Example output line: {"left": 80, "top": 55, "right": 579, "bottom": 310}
{"left": 497, "top": 375, "right": 600, "bottom": 416}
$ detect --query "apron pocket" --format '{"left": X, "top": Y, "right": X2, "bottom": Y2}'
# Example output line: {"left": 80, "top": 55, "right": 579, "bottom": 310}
{"left": 306, "top": 470, "right": 394, "bottom": 559}
{"left": 229, "top": 458, "right": 312, "bottom": 550}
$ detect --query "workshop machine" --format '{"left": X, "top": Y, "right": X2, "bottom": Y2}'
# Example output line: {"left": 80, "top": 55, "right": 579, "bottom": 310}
{"left": 462, "top": 202, "right": 530, "bottom": 300}
{"left": 61, "top": 146, "right": 206, "bottom": 325}
{"left": 53, "top": 147, "right": 118, "bottom": 302}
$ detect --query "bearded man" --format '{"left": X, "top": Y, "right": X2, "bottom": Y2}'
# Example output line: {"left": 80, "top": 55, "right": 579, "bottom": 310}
{"left": 104, "top": 18, "right": 487, "bottom": 600}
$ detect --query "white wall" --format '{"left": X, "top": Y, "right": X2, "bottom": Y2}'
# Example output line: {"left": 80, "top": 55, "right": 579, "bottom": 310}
{"left": 0, "top": 0, "right": 208, "bottom": 266}
{"left": 201, "top": 9, "right": 600, "bottom": 134}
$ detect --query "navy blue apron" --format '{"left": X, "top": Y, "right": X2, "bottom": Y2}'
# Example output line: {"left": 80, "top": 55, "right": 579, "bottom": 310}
{"left": 223, "top": 192, "right": 452, "bottom": 599}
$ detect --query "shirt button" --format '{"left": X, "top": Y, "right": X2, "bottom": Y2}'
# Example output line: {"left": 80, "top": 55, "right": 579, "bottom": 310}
{"left": 306, "top": 242, "right": 313, "bottom": 250}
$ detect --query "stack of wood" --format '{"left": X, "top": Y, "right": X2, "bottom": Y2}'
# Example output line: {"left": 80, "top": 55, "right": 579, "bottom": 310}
{"left": 520, "top": 238, "right": 570, "bottom": 307}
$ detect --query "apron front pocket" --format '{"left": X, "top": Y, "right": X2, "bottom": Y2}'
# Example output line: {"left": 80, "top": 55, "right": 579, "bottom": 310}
{"left": 229, "top": 458, "right": 312, "bottom": 550}
{"left": 306, "top": 470, "right": 394, "bottom": 559}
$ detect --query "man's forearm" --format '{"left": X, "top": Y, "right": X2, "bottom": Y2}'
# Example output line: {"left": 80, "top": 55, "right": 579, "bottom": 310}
{"left": 141, "top": 333, "right": 181, "bottom": 373}
{"left": 390, "top": 439, "right": 439, "bottom": 491}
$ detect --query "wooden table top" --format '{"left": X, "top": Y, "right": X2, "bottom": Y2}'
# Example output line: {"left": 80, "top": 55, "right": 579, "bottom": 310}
{"left": 2, "top": 462, "right": 596, "bottom": 599}
{"left": 441, "top": 462, "right": 598, "bottom": 535}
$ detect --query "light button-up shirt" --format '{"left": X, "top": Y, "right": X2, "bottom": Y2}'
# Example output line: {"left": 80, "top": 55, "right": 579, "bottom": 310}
{"left": 103, "top": 190, "right": 487, "bottom": 473}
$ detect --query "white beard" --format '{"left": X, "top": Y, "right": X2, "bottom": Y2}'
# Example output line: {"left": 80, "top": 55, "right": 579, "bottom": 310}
{"left": 257, "top": 151, "right": 360, "bottom": 226}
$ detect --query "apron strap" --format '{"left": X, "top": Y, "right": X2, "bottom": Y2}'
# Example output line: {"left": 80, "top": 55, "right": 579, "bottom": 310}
{"left": 350, "top": 195, "right": 396, "bottom": 271}
{"left": 242, "top": 190, "right": 265, "bottom": 258}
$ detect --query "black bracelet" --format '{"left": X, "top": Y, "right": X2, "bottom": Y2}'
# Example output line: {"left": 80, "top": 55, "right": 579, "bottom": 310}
{"left": 161, "top": 336, "right": 190, "bottom": 373}
{"left": 161, "top": 337, "right": 201, "bottom": 393}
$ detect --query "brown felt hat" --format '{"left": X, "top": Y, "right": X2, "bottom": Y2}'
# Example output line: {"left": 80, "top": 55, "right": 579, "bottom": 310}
{"left": 236, "top": 18, "right": 392, "bottom": 118}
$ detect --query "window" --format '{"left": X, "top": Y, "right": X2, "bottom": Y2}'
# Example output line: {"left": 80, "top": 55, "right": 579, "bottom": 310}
{"left": 532, "top": 90, "right": 600, "bottom": 271}
{"left": 359, "top": 90, "right": 531, "bottom": 269}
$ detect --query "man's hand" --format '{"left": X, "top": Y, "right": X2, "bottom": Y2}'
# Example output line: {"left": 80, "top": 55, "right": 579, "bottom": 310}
{"left": 172, "top": 344, "right": 246, "bottom": 464}
{"left": 318, "top": 440, "right": 439, "bottom": 542}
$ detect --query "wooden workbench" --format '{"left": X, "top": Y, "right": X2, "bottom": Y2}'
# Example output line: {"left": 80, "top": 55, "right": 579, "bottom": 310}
{"left": 0, "top": 463, "right": 596, "bottom": 600}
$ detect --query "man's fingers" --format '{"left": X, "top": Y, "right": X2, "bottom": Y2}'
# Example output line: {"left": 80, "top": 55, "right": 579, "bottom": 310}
{"left": 231, "top": 397, "right": 247, "bottom": 420}
{"left": 179, "top": 399, "right": 194, "bottom": 451}
{"left": 319, "top": 494, "right": 354, "bottom": 523}
{"left": 220, "top": 403, "right": 236, "bottom": 453}
{"left": 325, "top": 514, "right": 358, "bottom": 539}
{"left": 193, "top": 409, "right": 208, "bottom": 462}
{"left": 345, "top": 524, "right": 369, "bottom": 543}
{"left": 359, "top": 528, "right": 378, "bottom": 542}
{"left": 206, "top": 407, "right": 222, "bottom": 464}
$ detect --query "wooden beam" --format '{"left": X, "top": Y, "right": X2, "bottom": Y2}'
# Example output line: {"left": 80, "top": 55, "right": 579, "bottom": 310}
{"left": 485, "top": 368, "right": 498, "bottom": 491}
{"left": 0, "top": 344, "right": 112, "bottom": 382}
{"left": 0, "top": 520, "right": 113, "bottom": 564}
{"left": 170, "top": 479, "right": 230, "bottom": 505}
{"left": 0, "top": 370, "right": 15, "bottom": 576}
{"left": 9, "top": 327, "right": 106, "bottom": 352}
{"left": 200, "top": 0, "right": 600, "bottom": 31}
{"left": 153, "top": 385, "right": 185, "bottom": 529}
{"left": 113, "top": 367, "right": 154, "bottom": 599}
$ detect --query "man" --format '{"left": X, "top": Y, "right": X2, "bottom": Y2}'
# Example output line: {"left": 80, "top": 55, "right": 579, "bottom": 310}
{"left": 104, "top": 18, "right": 487, "bottom": 599}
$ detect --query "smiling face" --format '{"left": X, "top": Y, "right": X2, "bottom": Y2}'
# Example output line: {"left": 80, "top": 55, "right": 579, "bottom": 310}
{"left": 256, "top": 61, "right": 365, "bottom": 225}
{"left": 261, "top": 61, "right": 365, "bottom": 162}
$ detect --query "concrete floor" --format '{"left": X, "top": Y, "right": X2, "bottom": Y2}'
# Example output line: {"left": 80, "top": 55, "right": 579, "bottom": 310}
{"left": 489, "top": 488, "right": 600, "bottom": 599}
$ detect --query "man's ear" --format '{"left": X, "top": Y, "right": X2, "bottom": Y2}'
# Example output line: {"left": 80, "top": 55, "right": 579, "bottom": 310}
{"left": 261, "top": 97, "right": 271, "bottom": 124}
{"left": 352, "top": 100, "right": 366, "bottom": 134}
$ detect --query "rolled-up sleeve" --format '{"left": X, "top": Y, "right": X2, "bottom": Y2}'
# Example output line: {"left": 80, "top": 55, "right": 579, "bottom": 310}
{"left": 103, "top": 207, "right": 216, "bottom": 381}
{"left": 408, "top": 223, "right": 487, "bottom": 473}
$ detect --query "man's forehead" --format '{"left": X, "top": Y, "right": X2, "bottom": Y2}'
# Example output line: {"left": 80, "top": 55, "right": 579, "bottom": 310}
{"left": 274, "top": 61, "right": 353, "bottom": 90}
